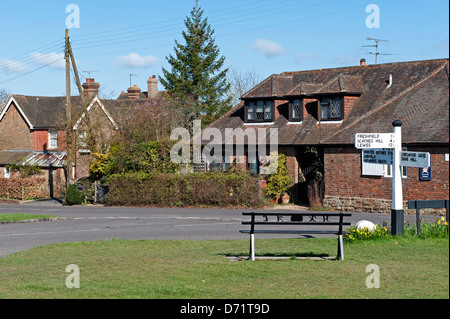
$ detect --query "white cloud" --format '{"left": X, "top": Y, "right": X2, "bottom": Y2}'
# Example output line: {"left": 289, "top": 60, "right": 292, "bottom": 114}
{"left": 0, "top": 58, "right": 28, "bottom": 73}
{"left": 31, "top": 52, "right": 66, "bottom": 69}
{"left": 251, "top": 39, "right": 287, "bottom": 58}
{"left": 114, "top": 53, "right": 161, "bottom": 68}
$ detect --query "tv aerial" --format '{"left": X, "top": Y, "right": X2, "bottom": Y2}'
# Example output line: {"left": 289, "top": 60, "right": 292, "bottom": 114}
{"left": 82, "top": 70, "right": 98, "bottom": 78}
{"left": 362, "top": 37, "right": 394, "bottom": 64}
{"left": 129, "top": 74, "right": 138, "bottom": 87}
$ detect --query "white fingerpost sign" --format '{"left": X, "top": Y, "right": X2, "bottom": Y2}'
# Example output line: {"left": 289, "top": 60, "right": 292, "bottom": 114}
{"left": 355, "top": 120, "right": 405, "bottom": 235}
{"left": 362, "top": 149, "right": 393, "bottom": 165}
{"left": 355, "top": 133, "right": 396, "bottom": 149}
{"left": 400, "top": 151, "right": 430, "bottom": 168}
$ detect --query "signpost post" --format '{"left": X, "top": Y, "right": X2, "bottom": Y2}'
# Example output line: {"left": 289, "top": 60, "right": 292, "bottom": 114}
{"left": 356, "top": 120, "right": 431, "bottom": 235}
{"left": 391, "top": 120, "right": 404, "bottom": 235}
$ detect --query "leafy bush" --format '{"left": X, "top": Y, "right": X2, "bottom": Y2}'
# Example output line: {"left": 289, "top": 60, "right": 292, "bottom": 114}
{"left": 264, "top": 153, "right": 291, "bottom": 200}
{"left": 105, "top": 172, "right": 263, "bottom": 207}
{"left": 65, "top": 184, "right": 84, "bottom": 205}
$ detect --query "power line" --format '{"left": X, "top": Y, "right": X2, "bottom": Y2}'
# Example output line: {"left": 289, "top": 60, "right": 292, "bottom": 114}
{"left": 70, "top": 0, "right": 334, "bottom": 53}
{"left": 0, "top": 53, "right": 64, "bottom": 85}
{"left": 0, "top": 42, "right": 65, "bottom": 73}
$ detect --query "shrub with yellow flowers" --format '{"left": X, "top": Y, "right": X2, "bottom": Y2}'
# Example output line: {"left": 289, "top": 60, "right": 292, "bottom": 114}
{"left": 404, "top": 217, "right": 449, "bottom": 239}
{"left": 344, "top": 222, "right": 390, "bottom": 243}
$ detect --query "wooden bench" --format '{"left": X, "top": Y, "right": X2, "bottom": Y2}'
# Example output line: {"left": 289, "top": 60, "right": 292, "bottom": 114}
{"left": 240, "top": 212, "right": 352, "bottom": 261}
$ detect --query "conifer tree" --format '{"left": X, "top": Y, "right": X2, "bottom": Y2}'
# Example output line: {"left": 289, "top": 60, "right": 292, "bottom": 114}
{"left": 160, "top": 0, "right": 231, "bottom": 120}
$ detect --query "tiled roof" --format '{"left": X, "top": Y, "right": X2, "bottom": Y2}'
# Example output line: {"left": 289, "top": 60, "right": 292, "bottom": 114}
{"left": 0, "top": 150, "right": 33, "bottom": 165}
{"left": 206, "top": 59, "right": 449, "bottom": 146}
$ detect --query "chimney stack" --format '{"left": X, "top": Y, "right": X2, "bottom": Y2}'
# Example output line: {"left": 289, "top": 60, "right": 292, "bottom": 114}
{"left": 360, "top": 58, "right": 366, "bottom": 66}
{"left": 127, "top": 85, "right": 141, "bottom": 100}
{"left": 147, "top": 75, "right": 158, "bottom": 98}
{"left": 82, "top": 78, "right": 100, "bottom": 99}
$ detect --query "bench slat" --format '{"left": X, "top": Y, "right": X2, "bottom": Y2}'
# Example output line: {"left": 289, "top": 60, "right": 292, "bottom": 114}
{"left": 242, "top": 221, "right": 351, "bottom": 226}
{"left": 242, "top": 212, "right": 352, "bottom": 216}
{"left": 240, "top": 230, "right": 341, "bottom": 235}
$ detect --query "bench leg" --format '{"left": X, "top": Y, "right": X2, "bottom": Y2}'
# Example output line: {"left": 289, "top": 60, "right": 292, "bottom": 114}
{"left": 249, "top": 233, "right": 255, "bottom": 261}
{"left": 337, "top": 235, "right": 344, "bottom": 260}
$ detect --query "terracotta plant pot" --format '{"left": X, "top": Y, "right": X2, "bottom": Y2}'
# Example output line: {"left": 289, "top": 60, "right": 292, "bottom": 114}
{"left": 281, "top": 193, "right": 290, "bottom": 204}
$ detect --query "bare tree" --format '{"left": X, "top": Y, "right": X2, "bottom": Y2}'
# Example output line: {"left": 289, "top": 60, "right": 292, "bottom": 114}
{"left": 0, "top": 88, "right": 10, "bottom": 113}
{"left": 227, "top": 67, "right": 263, "bottom": 106}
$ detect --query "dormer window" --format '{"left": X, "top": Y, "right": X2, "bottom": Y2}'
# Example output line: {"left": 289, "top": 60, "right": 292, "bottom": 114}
{"left": 245, "top": 100, "right": 274, "bottom": 123}
{"left": 320, "top": 97, "right": 343, "bottom": 121}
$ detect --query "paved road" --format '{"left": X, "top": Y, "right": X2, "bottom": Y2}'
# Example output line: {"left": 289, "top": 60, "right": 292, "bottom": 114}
{"left": 0, "top": 201, "right": 429, "bottom": 258}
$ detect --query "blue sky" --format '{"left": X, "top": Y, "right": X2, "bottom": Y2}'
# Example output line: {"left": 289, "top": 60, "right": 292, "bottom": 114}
{"left": 0, "top": 0, "right": 448, "bottom": 97}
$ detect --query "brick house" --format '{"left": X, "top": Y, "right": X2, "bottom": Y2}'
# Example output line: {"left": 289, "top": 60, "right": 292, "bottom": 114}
{"left": 0, "top": 76, "right": 160, "bottom": 199}
{"left": 204, "top": 58, "right": 449, "bottom": 213}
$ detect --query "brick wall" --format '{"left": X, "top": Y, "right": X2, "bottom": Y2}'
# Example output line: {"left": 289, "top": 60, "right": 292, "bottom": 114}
{"left": 274, "top": 100, "right": 288, "bottom": 121}
{"left": 343, "top": 96, "right": 358, "bottom": 120}
{"left": 33, "top": 129, "right": 67, "bottom": 151}
{"left": 0, "top": 104, "right": 33, "bottom": 151}
{"left": 323, "top": 145, "right": 449, "bottom": 213}
{"left": 279, "top": 146, "right": 298, "bottom": 184}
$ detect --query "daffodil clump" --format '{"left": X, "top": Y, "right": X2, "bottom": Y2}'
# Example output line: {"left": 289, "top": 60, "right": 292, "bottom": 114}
{"left": 404, "top": 217, "right": 449, "bottom": 239}
{"left": 344, "top": 222, "right": 390, "bottom": 243}
{"left": 345, "top": 217, "right": 449, "bottom": 242}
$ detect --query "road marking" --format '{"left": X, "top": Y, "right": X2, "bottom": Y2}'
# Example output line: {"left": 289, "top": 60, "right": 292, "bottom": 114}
{"left": 173, "top": 222, "right": 238, "bottom": 227}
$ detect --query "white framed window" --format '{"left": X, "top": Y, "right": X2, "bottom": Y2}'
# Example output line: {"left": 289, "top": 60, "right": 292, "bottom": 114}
{"left": 48, "top": 130, "right": 58, "bottom": 149}
{"left": 384, "top": 147, "right": 408, "bottom": 179}
{"left": 383, "top": 165, "right": 408, "bottom": 179}
{"left": 4, "top": 167, "right": 10, "bottom": 178}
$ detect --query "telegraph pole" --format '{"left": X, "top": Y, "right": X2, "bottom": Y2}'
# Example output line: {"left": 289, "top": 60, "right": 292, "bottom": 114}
{"left": 65, "top": 29, "right": 73, "bottom": 186}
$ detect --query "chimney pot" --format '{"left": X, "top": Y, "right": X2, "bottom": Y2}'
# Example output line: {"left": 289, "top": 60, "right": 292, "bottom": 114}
{"left": 147, "top": 75, "right": 158, "bottom": 98}
{"left": 360, "top": 58, "right": 366, "bottom": 66}
{"left": 82, "top": 78, "right": 100, "bottom": 99}
{"left": 127, "top": 85, "right": 141, "bottom": 100}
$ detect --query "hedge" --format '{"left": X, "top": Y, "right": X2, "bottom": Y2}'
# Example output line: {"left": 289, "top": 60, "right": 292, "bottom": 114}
{"left": 0, "top": 177, "right": 48, "bottom": 200}
{"left": 106, "top": 172, "right": 264, "bottom": 207}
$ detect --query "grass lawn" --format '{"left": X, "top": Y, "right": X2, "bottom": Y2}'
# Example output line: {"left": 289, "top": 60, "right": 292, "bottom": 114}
{"left": 0, "top": 213, "right": 57, "bottom": 223}
{"left": 0, "top": 237, "right": 447, "bottom": 299}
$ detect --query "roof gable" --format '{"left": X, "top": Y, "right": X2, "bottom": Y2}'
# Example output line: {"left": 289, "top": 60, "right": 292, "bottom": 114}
{"left": 0, "top": 96, "right": 35, "bottom": 129}
{"left": 73, "top": 96, "right": 118, "bottom": 130}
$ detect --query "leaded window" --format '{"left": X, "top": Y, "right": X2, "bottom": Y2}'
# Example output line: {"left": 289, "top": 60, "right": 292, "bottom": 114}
{"left": 245, "top": 100, "right": 274, "bottom": 122}
{"left": 247, "top": 102, "right": 255, "bottom": 120}
{"left": 292, "top": 100, "right": 301, "bottom": 119}
{"left": 320, "top": 97, "right": 343, "bottom": 120}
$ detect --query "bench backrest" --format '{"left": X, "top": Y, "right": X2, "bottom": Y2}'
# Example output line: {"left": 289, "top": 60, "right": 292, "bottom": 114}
{"left": 242, "top": 212, "right": 352, "bottom": 235}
